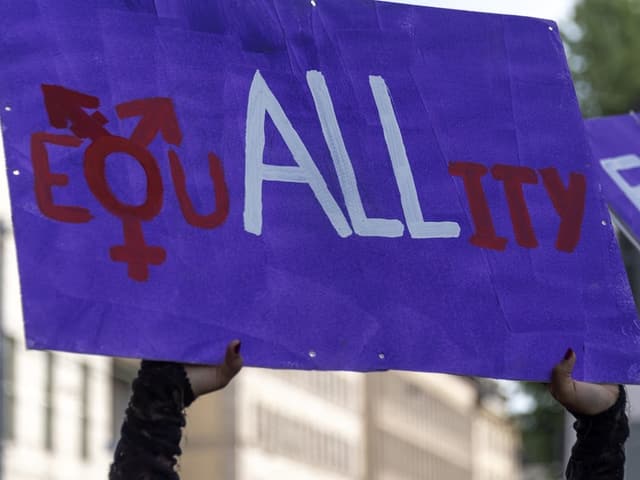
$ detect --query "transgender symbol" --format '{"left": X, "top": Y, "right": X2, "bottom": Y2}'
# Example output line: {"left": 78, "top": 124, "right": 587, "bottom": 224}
{"left": 30, "top": 85, "right": 229, "bottom": 281}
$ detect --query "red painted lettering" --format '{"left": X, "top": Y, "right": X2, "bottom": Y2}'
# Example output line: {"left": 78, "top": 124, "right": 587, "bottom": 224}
{"left": 448, "top": 161, "right": 507, "bottom": 250}
{"left": 41, "top": 85, "right": 109, "bottom": 141}
{"left": 169, "top": 150, "right": 230, "bottom": 229}
{"left": 84, "top": 135, "right": 165, "bottom": 281}
{"left": 116, "top": 97, "right": 182, "bottom": 147}
{"left": 491, "top": 164, "right": 538, "bottom": 249}
{"left": 30, "top": 132, "right": 92, "bottom": 223}
{"left": 83, "top": 136, "right": 163, "bottom": 220}
{"left": 110, "top": 217, "right": 166, "bottom": 282}
{"left": 539, "top": 168, "right": 586, "bottom": 253}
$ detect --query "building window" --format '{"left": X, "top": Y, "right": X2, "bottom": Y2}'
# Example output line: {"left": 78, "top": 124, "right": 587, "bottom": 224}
{"left": 255, "top": 403, "right": 353, "bottom": 475}
{"left": 1, "top": 334, "right": 15, "bottom": 440}
{"left": 376, "top": 428, "right": 469, "bottom": 480}
{"left": 44, "top": 351, "right": 55, "bottom": 451}
{"left": 80, "top": 363, "right": 90, "bottom": 460}
{"left": 269, "top": 370, "right": 357, "bottom": 410}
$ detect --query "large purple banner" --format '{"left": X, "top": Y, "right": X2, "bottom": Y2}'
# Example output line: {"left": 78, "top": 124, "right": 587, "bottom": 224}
{"left": 1, "top": 0, "right": 637, "bottom": 381}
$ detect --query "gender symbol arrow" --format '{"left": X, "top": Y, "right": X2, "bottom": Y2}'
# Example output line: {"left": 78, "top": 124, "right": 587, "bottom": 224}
{"left": 117, "top": 96, "right": 230, "bottom": 231}
{"left": 116, "top": 98, "right": 183, "bottom": 147}
{"left": 40, "top": 84, "right": 166, "bottom": 282}
{"left": 41, "top": 85, "right": 110, "bottom": 140}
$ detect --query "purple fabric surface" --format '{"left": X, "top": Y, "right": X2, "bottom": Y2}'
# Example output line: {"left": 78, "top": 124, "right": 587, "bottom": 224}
{"left": 586, "top": 115, "right": 640, "bottom": 239}
{"left": 0, "top": 0, "right": 637, "bottom": 381}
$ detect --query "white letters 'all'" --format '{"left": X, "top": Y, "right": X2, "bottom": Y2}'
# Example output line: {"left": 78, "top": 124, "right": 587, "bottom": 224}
{"left": 244, "top": 69, "right": 461, "bottom": 240}
{"left": 244, "top": 70, "right": 353, "bottom": 237}
{"left": 306, "top": 70, "right": 405, "bottom": 238}
{"left": 369, "top": 76, "right": 460, "bottom": 239}
{"left": 601, "top": 154, "right": 640, "bottom": 212}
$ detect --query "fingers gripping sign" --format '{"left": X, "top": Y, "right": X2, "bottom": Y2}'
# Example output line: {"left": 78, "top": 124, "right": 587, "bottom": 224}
{"left": 550, "top": 348, "right": 620, "bottom": 416}
{"left": 184, "top": 340, "right": 243, "bottom": 398}
{"left": 33, "top": 85, "right": 230, "bottom": 281}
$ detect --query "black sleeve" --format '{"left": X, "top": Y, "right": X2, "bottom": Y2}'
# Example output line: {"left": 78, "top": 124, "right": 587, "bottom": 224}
{"left": 566, "top": 386, "right": 629, "bottom": 480}
{"left": 109, "top": 361, "right": 196, "bottom": 480}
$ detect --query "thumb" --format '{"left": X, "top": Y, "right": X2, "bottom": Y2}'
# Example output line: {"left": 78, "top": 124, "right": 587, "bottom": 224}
{"left": 222, "top": 339, "right": 243, "bottom": 381}
{"left": 549, "top": 348, "right": 576, "bottom": 402}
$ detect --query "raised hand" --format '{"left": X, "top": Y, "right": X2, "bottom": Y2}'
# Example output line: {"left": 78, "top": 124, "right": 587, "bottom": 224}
{"left": 549, "top": 348, "right": 619, "bottom": 416}
{"left": 184, "top": 340, "right": 243, "bottom": 398}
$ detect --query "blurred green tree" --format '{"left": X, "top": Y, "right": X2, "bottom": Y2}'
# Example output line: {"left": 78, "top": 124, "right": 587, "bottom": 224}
{"left": 565, "top": 0, "right": 640, "bottom": 116}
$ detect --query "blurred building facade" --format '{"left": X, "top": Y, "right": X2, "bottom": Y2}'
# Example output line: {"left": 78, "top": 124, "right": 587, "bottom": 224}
{"left": 177, "top": 368, "right": 365, "bottom": 480}
{"left": 178, "top": 369, "right": 521, "bottom": 480}
{"left": 368, "top": 372, "right": 474, "bottom": 479}
{"left": 471, "top": 380, "right": 522, "bottom": 480}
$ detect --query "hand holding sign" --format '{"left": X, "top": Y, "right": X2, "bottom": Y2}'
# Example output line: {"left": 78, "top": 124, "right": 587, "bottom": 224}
{"left": 550, "top": 349, "right": 620, "bottom": 416}
{"left": 184, "top": 340, "right": 243, "bottom": 399}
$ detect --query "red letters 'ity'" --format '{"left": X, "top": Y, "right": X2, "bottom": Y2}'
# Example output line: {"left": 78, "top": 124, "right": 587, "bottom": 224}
{"left": 539, "top": 168, "right": 586, "bottom": 253}
{"left": 448, "top": 162, "right": 508, "bottom": 251}
{"left": 449, "top": 161, "right": 586, "bottom": 252}
{"left": 491, "top": 164, "right": 539, "bottom": 249}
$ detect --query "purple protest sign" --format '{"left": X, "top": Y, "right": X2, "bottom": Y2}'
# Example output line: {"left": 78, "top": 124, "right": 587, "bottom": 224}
{"left": 0, "top": 0, "right": 637, "bottom": 381}
{"left": 585, "top": 114, "right": 640, "bottom": 242}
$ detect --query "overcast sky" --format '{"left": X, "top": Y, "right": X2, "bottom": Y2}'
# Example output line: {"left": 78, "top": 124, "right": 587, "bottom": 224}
{"left": 382, "top": 0, "right": 578, "bottom": 23}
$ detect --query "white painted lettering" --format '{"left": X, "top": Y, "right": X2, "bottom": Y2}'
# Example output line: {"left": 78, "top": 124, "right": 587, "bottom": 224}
{"left": 601, "top": 154, "right": 640, "bottom": 211}
{"left": 306, "top": 70, "right": 404, "bottom": 238}
{"left": 244, "top": 70, "right": 353, "bottom": 237}
{"left": 369, "top": 75, "right": 461, "bottom": 239}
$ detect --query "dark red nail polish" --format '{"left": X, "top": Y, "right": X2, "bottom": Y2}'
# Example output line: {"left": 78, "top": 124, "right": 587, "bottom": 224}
{"left": 234, "top": 342, "right": 241, "bottom": 354}
{"left": 564, "top": 348, "right": 573, "bottom": 360}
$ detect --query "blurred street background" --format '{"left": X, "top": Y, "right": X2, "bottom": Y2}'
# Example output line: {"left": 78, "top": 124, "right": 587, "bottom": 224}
{"left": 2, "top": 1, "right": 640, "bottom": 479}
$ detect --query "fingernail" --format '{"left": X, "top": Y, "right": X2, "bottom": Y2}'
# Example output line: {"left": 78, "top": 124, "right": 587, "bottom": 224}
{"left": 564, "top": 348, "right": 573, "bottom": 360}
{"left": 234, "top": 342, "right": 241, "bottom": 354}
